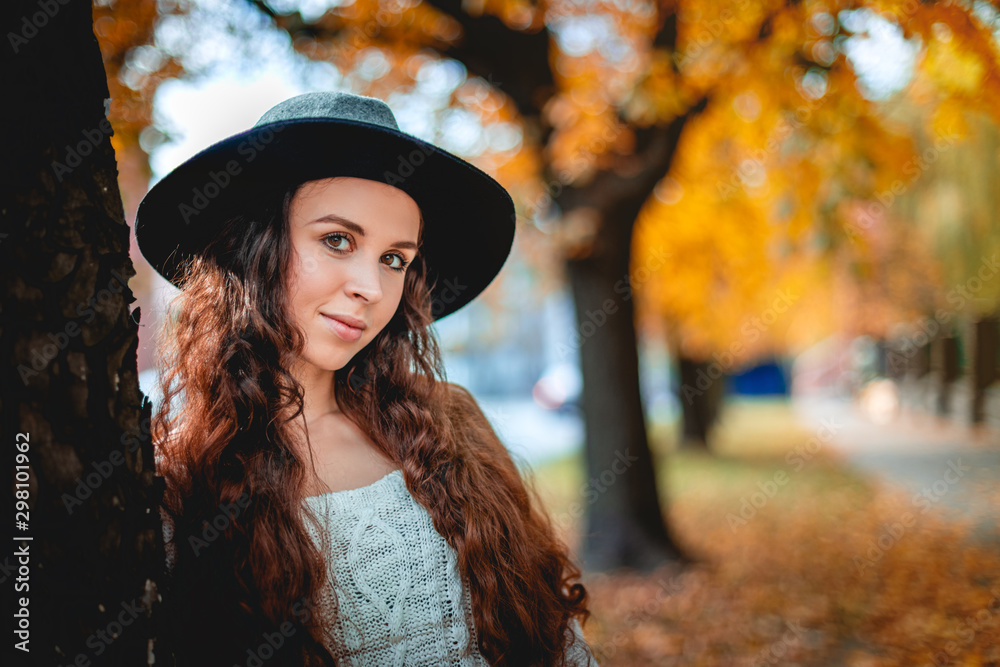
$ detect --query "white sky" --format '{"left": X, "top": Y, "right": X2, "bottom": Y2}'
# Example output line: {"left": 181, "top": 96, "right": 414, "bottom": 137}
{"left": 150, "top": 68, "right": 308, "bottom": 182}
{"left": 839, "top": 8, "right": 920, "bottom": 100}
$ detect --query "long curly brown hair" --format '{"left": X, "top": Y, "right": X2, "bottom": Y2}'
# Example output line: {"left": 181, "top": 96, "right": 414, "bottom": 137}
{"left": 151, "top": 179, "right": 591, "bottom": 666}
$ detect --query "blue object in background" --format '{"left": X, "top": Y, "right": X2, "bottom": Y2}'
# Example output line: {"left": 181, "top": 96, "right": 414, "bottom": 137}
{"left": 729, "top": 358, "right": 789, "bottom": 396}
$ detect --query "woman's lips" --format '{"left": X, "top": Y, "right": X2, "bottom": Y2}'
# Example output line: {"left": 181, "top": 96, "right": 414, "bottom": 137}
{"left": 322, "top": 314, "right": 364, "bottom": 342}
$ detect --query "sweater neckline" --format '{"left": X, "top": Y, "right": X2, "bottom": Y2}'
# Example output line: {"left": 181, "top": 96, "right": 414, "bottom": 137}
{"left": 300, "top": 468, "right": 405, "bottom": 510}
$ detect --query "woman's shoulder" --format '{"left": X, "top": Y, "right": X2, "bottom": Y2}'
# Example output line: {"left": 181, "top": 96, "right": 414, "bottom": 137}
{"left": 438, "top": 382, "right": 500, "bottom": 440}
{"left": 439, "top": 381, "right": 489, "bottom": 423}
{"left": 439, "top": 380, "right": 472, "bottom": 402}
{"left": 436, "top": 381, "right": 529, "bottom": 473}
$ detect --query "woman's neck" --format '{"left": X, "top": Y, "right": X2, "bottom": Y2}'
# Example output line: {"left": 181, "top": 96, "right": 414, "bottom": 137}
{"left": 288, "top": 361, "right": 341, "bottom": 423}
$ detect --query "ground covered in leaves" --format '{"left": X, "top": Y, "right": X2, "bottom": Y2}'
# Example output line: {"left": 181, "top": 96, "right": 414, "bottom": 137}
{"left": 528, "top": 399, "right": 1000, "bottom": 666}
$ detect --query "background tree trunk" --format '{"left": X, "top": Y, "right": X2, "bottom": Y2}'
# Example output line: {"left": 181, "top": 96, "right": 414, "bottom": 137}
{"left": 971, "top": 316, "right": 997, "bottom": 423}
{"left": 931, "top": 334, "right": 961, "bottom": 416}
{"left": 677, "top": 356, "right": 726, "bottom": 449}
{"left": 559, "top": 112, "right": 706, "bottom": 571}
{"left": 4, "top": 0, "right": 161, "bottom": 664}
{"left": 567, "top": 205, "right": 688, "bottom": 572}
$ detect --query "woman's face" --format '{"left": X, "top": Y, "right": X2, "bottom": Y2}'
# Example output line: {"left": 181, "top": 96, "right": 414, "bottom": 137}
{"left": 285, "top": 176, "right": 422, "bottom": 374}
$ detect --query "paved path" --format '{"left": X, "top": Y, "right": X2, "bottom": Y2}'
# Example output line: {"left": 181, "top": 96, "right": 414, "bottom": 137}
{"left": 791, "top": 391, "right": 1000, "bottom": 544}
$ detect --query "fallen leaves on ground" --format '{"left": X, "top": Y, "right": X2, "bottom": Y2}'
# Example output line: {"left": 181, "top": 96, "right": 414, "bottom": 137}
{"left": 540, "top": 452, "right": 1000, "bottom": 666}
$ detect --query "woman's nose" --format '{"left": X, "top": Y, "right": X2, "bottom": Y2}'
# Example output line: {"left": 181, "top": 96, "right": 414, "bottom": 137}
{"left": 344, "top": 259, "right": 384, "bottom": 303}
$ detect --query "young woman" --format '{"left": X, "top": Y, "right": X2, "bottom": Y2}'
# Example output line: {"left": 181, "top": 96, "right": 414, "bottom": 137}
{"left": 136, "top": 91, "right": 597, "bottom": 666}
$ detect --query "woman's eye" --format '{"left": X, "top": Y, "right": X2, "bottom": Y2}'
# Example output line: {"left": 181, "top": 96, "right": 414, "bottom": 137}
{"left": 323, "top": 233, "right": 350, "bottom": 252}
{"left": 384, "top": 254, "right": 410, "bottom": 272}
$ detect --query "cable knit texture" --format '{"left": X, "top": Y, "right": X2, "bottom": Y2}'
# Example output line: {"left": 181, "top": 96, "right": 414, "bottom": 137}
{"left": 162, "top": 468, "right": 599, "bottom": 666}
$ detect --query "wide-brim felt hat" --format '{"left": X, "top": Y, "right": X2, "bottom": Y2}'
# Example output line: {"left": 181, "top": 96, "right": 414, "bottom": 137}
{"left": 134, "top": 90, "right": 516, "bottom": 321}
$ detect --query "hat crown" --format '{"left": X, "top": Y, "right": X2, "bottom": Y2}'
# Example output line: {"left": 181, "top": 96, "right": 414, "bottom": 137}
{"left": 253, "top": 91, "right": 400, "bottom": 131}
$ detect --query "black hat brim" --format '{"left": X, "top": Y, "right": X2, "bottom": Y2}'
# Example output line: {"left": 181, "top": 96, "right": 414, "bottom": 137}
{"left": 134, "top": 117, "right": 516, "bottom": 321}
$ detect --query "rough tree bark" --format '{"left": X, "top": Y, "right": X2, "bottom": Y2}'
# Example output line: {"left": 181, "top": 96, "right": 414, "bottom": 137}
{"left": 4, "top": 0, "right": 161, "bottom": 664}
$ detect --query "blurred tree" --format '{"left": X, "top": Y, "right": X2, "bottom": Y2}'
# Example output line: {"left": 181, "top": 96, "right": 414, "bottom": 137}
{"left": 677, "top": 356, "right": 726, "bottom": 447}
{"left": 891, "top": 104, "right": 1000, "bottom": 422}
{"left": 633, "top": 2, "right": 1000, "bottom": 432}
{"left": 3, "top": 0, "right": 168, "bottom": 665}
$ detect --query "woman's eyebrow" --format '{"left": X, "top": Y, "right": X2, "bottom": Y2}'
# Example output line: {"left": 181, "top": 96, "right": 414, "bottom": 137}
{"left": 308, "top": 213, "right": 419, "bottom": 250}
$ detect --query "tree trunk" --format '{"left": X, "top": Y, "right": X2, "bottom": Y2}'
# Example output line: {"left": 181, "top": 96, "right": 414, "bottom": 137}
{"left": 913, "top": 341, "right": 931, "bottom": 377}
{"left": 4, "top": 1, "right": 161, "bottom": 665}
{"left": 677, "top": 356, "right": 725, "bottom": 449}
{"left": 931, "top": 334, "right": 960, "bottom": 416}
{"left": 971, "top": 316, "right": 998, "bottom": 423}
{"left": 564, "top": 196, "right": 690, "bottom": 572}
{"left": 554, "top": 100, "right": 707, "bottom": 572}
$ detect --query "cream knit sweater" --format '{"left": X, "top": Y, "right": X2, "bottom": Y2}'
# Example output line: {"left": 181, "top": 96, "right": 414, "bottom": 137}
{"left": 162, "top": 468, "right": 599, "bottom": 666}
